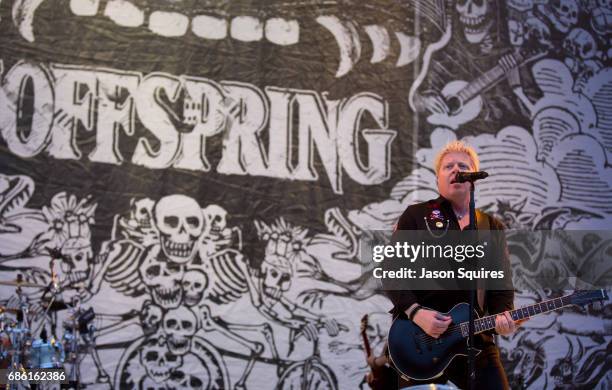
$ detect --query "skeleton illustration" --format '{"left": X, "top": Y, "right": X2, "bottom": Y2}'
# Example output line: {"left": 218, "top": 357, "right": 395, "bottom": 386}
{"left": 1, "top": 0, "right": 611, "bottom": 388}
{"left": 201, "top": 204, "right": 242, "bottom": 257}
{"left": 253, "top": 218, "right": 341, "bottom": 339}
{"left": 524, "top": 16, "right": 553, "bottom": 49}
{"left": 92, "top": 198, "right": 271, "bottom": 390}
{"left": 139, "top": 244, "right": 185, "bottom": 310}
{"left": 456, "top": 0, "right": 495, "bottom": 46}
{"left": 292, "top": 209, "right": 385, "bottom": 307}
{"left": 163, "top": 306, "right": 198, "bottom": 356}
{"left": 591, "top": 0, "right": 612, "bottom": 36}
{"left": 182, "top": 267, "right": 208, "bottom": 307}
{"left": 563, "top": 27, "right": 603, "bottom": 87}
{"left": 538, "top": 0, "right": 580, "bottom": 33}
{"left": 155, "top": 195, "right": 205, "bottom": 265}
{"left": 115, "top": 197, "right": 158, "bottom": 246}
{"left": 139, "top": 335, "right": 182, "bottom": 383}
{"left": 501, "top": 332, "right": 554, "bottom": 389}
{"left": 140, "top": 300, "right": 163, "bottom": 337}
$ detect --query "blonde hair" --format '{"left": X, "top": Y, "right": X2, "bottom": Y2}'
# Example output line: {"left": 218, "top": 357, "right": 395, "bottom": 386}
{"left": 434, "top": 140, "right": 479, "bottom": 174}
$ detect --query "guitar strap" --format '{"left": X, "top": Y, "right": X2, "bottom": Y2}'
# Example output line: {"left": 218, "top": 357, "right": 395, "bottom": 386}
{"left": 476, "top": 210, "right": 490, "bottom": 311}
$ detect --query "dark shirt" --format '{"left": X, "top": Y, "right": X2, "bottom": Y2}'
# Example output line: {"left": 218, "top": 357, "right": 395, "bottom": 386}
{"left": 384, "top": 196, "right": 514, "bottom": 341}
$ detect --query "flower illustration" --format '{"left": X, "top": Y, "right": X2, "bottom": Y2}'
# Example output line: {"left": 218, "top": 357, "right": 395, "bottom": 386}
{"left": 38, "top": 192, "right": 97, "bottom": 250}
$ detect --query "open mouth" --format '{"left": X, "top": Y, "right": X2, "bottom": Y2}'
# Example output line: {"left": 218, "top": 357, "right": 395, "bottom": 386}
{"left": 146, "top": 367, "right": 170, "bottom": 383}
{"left": 168, "top": 337, "right": 190, "bottom": 355}
{"left": 152, "top": 286, "right": 182, "bottom": 308}
{"left": 264, "top": 286, "right": 282, "bottom": 299}
{"left": 184, "top": 294, "right": 201, "bottom": 306}
{"left": 8, "top": 0, "right": 433, "bottom": 80}
{"left": 460, "top": 14, "right": 492, "bottom": 35}
{"left": 161, "top": 236, "right": 195, "bottom": 259}
{"left": 1, "top": 2, "right": 447, "bottom": 199}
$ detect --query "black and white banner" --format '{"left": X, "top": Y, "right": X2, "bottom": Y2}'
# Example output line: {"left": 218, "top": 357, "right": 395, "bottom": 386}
{"left": 0, "top": 0, "right": 610, "bottom": 388}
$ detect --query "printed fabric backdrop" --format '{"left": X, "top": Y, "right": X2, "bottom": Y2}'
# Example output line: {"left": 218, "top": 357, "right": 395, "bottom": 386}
{"left": 0, "top": 0, "right": 611, "bottom": 389}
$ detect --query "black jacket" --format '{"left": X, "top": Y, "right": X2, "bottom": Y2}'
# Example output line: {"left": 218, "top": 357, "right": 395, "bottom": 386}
{"left": 384, "top": 196, "right": 514, "bottom": 331}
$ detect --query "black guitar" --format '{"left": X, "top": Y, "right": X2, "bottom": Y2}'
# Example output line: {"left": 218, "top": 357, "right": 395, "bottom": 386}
{"left": 388, "top": 290, "right": 609, "bottom": 381}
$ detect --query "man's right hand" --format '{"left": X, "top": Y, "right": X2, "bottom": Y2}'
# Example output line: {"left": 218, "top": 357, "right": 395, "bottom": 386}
{"left": 413, "top": 309, "right": 452, "bottom": 339}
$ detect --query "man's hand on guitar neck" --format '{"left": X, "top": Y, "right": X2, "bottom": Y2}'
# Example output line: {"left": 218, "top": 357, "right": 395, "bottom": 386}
{"left": 495, "top": 311, "right": 525, "bottom": 336}
{"left": 412, "top": 308, "right": 452, "bottom": 339}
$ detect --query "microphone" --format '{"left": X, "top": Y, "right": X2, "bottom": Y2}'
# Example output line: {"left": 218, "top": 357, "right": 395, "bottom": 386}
{"left": 452, "top": 171, "right": 489, "bottom": 183}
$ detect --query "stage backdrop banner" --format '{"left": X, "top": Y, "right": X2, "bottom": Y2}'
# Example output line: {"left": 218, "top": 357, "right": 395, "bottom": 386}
{"left": 0, "top": 1, "right": 611, "bottom": 389}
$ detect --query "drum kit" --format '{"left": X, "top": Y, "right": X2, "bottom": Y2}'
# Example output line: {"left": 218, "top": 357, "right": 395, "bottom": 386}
{"left": 0, "top": 249, "right": 96, "bottom": 387}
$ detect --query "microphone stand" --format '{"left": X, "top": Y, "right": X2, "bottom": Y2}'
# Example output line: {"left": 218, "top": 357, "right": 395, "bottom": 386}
{"left": 467, "top": 181, "right": 477, "bottom": 390}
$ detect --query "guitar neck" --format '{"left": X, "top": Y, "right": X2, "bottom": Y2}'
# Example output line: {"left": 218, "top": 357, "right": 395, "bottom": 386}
{"left": 455, "top": 51, "right": 525, "bottom": 104}
{"left": 461, "top": 294, "right": 572, "bottom": 336}
{"left": 362, "top": 332, "right": 372, "bottom": 357}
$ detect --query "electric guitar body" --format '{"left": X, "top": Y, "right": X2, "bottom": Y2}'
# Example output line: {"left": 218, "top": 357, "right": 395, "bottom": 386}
{"left": 388, "top": 290, "right": 608, "bottom": 381}
{"left": 388, "top": 303, "right": 479, "bottom": 381}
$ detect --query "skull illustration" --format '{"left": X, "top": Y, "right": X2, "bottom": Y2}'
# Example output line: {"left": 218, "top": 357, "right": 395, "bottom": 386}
{"left": 166, "top": 353, "right": 214, "bottom": 389}
{"left": 130, "top": 197, "right": 155, "bottom": 229}
{"left": 140, "top": 376, "right": 168, "bottom": 390}
{"left": 260, "top": 254, "right": 292, "bottom": 301}
{"left": 162, "top": 306, "right": 197, "bottom": 356}
{"left": 202, "top": 204, "right": 227, "bottom": 238}
{"left": 508, "top": 19, "right": 525, "bottom": 46}
{"left": 563, "top": 28, "right": 597, "bottom": 60}
{"left": 139, "top": 245, "right": 184, "bottom": 309}
{"left": 167, "top": 366, "right": 210, "bottom": 389}
{"left": 182, "top": 268, "right": 208, "bottom": 307}
{"left": 599, "top": 0, "right": 612, "bottom": 8}
{"left": 140, "top": 300, "right": 163, "bottom": 337}
{"left": 60, "top": 237, "right": 93, "bottom": 282}
{"left": 456, "top": 0, "right": 494, "bottom": 44}
{"left": 154, "top": 195, "right": 205, "bottom": 264}
{"left": 539, "top": 0, "right": 579, "bottom": 33}
{"left": 525, "top": 16, "right": 552, "bottom": 48}
{"left": 591, "top": 1, "right": 612, "bottom": 36}
{"left": 575, "top": 59, "right": 603, "bottom": 89}
{"left": 139, "top": 337, "right": 182, "bottom": 383}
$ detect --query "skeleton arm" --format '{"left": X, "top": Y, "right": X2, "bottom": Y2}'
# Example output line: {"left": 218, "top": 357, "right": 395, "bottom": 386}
{"left": 231, "top": 252, "right": 263, "bottom": 308}
{"left": 89, "top": 240, "right": 144, "bottom": 296}
{"left": 280, "top": 296, "right": 321, "bottom": 322}
{"left": 280, "top": 296, "right": 342, "bottom": 337}
{"left": 257, "top": 304, "right": 307, "bottom": 329}
{"left": 86, "top": 243, "right": 116, "bottom": 295}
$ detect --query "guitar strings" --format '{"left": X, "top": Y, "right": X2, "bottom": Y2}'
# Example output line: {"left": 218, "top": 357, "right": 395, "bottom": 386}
{"left": 415, "top": 321, "right": 491, "bottom": 345}
{"left": 415, "top": 316, "right": 498, "bottom": 340}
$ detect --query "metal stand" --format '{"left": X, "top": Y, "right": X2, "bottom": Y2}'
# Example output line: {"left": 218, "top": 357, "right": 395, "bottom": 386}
{"left": 10, "top": 284, "right": 31, "bottom": 390}
{"left": 467, "top": 181, "right": 477, "bottom": 390}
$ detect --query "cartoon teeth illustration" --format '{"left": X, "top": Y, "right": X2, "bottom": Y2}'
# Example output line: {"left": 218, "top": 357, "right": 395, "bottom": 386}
{"left": 12, "top": 0, "right": 420, "bottom": 78}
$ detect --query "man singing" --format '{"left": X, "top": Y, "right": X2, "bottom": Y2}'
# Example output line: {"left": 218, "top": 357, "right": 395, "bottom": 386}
{"left": 385, "top": 140, "right": 518, "bottom": 389}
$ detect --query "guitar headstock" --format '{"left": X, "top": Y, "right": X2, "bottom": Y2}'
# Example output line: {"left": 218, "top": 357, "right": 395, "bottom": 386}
{"left": 360, "top": 314, "right": 369, "bottom": 334}
{"left": 570, "top": 289, "right": 609, "bottom": 307}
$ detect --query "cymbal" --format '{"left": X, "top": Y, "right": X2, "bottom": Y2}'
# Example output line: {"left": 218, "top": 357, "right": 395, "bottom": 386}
{"left": 0, "top": 279, "right": 45, "bottom": 288}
